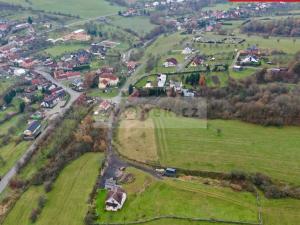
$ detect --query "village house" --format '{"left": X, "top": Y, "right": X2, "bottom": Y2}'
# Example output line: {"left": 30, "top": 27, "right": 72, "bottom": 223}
{"left": 105, "top": 188, "right": 127, "bottom": 212}
{"left": 98, "top": 73, "right": 119, "bottom": 89}
{"left": 190, "top": 55, "right": 204, "bottom": 67}
{"left": 99, "top": 100, "right": 112, "bottom": 112}
{"left": 163, "top": 58, "right": 178, "bottom": 67}
{"left": 126, "top": 61, "right": 139, "bottom": 72}
{"left": 53, "top": 70, "right": 81, "bottom": 80}
{"left": 23, "top": 120, "right": 42, "bottom": 140}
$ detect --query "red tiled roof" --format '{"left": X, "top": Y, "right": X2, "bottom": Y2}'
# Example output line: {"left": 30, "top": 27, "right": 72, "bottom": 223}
{"left": 100, "top": 73, "right": 118, "bottom": 81}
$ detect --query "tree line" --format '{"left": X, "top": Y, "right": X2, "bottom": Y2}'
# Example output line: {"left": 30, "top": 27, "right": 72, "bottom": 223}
{"left": 242, "top": 17, "right": 300, "bottom": 37}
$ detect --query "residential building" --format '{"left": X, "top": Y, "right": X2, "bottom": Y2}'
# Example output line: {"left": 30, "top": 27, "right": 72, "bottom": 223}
{"left": 163, "top": 58, "right": 178, "bottom": 67}
{"left": 105, "top": 188, "right": 127, "bottom": 211}
{"left": 23, "top": 120, "right": 42, "bottom": 140}
{"left": 99, "top": 73, "right": 119, "bottom": 89}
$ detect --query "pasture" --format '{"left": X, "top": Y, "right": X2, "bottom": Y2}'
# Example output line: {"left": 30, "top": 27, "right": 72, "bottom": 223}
{"left": 3, "top": 153, "right": 103, "bottom": 225}
{"left": 96, "top": 167, "right": 258, "bottom": 224}
{"left": 2, "top": 0, "right": 124, "bottom": 18}
{"left": 44, "top": 43, "right": 89, "bottom": 57}
{"left": 110, "top": 16, "right": 157, "bottom": 36}
{"left": 117, "top": 109, "right": 300, "bottom": 185}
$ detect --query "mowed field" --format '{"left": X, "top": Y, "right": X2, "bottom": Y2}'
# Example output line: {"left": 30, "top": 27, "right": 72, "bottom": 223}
{"left": 3, "top": 0, "right": 124, "bottom": 18}
{"left": 110, "top": 16, "right": 157, "bottom": 35}
{"left": 3, "top": 153, "right": 103, "bottom": 225}
{"left": 117, "top": 109, "right": 300, "bottom": 185}
{"left": 96, "top": 167, "right": 258, "bottom": 224}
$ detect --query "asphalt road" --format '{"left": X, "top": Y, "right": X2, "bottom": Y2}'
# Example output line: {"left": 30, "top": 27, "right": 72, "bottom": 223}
{"left": 0, "top": 68, "right": 81, "bottom": 194}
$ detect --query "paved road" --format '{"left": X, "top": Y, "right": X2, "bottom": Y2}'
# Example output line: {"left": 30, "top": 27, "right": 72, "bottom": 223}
{"left": 0, "top": 68, "right": 81, "bottom": 194}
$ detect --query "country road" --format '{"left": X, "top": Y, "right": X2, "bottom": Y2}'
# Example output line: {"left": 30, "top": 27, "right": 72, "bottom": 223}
{"left": 0, "top": 68, "right": 81, "bottom": 194}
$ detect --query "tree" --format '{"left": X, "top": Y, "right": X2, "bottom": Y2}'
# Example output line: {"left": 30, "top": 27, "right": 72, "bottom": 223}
{"left": 19, "top": 101, "right": 25, "bottom": 113}
{"left": 27, "top": 16, "right": 33, "bottom": 24}
{"left": 128, "top": 84, "right": 134, "bottom": 95}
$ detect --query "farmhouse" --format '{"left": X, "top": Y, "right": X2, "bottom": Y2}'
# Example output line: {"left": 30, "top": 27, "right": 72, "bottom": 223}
{"left": 163, "top": 58, "right": 178, "bottom": 67}
{"left": 99, "top": 73, "right": 119, "bottom": 89}
{"left": 105, "top": 188, "right": 127, "bottom": 212}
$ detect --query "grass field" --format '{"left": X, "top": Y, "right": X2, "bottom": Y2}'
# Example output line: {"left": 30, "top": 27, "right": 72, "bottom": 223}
{"left": 110, "top": 16, "right": 157, "bottom": 36}
{"left": 2, "top": 0, "right": 124, "bottom": 18}
{"left": 44, "top": 43, "right": 89, "bottom": 57}
{"left": 96, "top": 167, "right": 258, "bottom": 224}
{"left": 117, "top": 109, "right": 300, "bottom": 185}
{"left": 3, "top": 153, "right": 103, "bottom": 225}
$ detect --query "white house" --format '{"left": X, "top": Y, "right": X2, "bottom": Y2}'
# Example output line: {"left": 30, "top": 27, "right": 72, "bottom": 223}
{"left": 157, "top": 74, "right": 167, "bottom": 87}
{"left": 105, "top": 189, "right": 127, "bottom": 211}
{"left": 14, "top": 68, "right": 26, "bottom": 76}
{"left": 241, "top": 56, "right": 259, "bottom": 65}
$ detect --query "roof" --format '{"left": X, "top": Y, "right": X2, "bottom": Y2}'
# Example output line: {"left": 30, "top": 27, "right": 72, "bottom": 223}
{"left": 166, "top": 58, "right": 178, "bottom": 65}
{"left": 26, "top": 120, "right": 41, "bottom": 133}
{"left": 100, "top": 73, "right": 118, "bottom": 81}
{"left": 106, "top": 189, "right": 125, "bottom": 205}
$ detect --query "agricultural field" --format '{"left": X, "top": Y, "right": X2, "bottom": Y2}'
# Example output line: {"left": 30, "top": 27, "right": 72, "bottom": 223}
{"left": 1, "top": 0, "right": 124, "bottom": 18}
{"left": 43, "top": 43, "right": 89, "bottom": 57}
{"left": 3, "top": 153, "right": 103, "bottom": 225}
{"left": 96, "top": 167, "right": 258, "bottom": 224}
{"left": 117, "top": 109, "right": 300, "bottom": 185}
{"left": 110, "top": 16, "right": 157, "bottom": 36}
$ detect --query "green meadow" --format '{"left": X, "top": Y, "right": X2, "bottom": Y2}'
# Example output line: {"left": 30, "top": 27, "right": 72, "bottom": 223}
{"left": 3, "top": 153, "right": 103, "bottom": 225}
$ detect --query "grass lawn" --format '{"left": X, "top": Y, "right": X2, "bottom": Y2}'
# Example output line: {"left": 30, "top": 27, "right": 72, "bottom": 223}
{"left": 3, "top": 153, "right": 103, "bottom": 225}
{"left": 134, "top": 75, "right": 157, "bottom": 88}
{"left": 110, "top": 16, "right": 157, "bottom": 36}
{"left": 117, "top": 109, "right": 300, "bottom": 185}
{"left": 229, "top": 67, "right": 258, "bottom": 79}
{"left": 87, "top": 87, "right": 119, "bottom": 98}
{"left": 2, "top": 0, "right": 124, "bottom": 18}
{"left": 96, "top": 167, "right": 258, "bottom": 224}
{"left": 44, "top": 43, "right": 89, "bottom": 57}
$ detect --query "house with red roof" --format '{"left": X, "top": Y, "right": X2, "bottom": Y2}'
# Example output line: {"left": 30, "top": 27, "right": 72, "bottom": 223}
{"left": 99, "top": 73, "right": 119, "bottom": 89}
{"left": 53, "top": 70, "right": 81, "bottom": 80}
